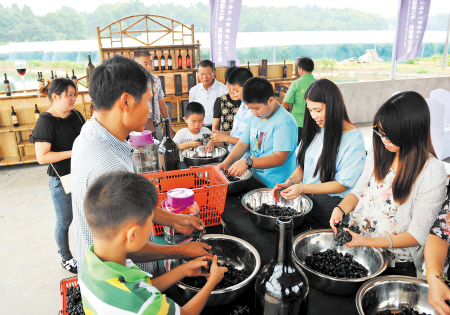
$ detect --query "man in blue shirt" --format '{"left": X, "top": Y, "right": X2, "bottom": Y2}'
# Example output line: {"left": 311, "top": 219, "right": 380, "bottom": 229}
{"left": 218, "top": 77, "right": 298, "bottom": 187}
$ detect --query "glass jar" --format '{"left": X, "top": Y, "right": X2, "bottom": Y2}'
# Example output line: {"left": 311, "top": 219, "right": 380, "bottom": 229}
{"left": 129, "top": 130, "right": 159, "bottom": 173}
{"left": 163, "top": 188, "right": 200, "bottom": 245}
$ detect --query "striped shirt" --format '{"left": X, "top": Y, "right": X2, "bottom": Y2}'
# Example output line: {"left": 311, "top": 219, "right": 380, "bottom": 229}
{"left": 71, "top": 119, "right": 157, "bottom": 275}
{"left": 149, "top": 73, "right": 165, "bottom": 124}
{"left": 80, "top": 245, "right": 180, "bottom": 315}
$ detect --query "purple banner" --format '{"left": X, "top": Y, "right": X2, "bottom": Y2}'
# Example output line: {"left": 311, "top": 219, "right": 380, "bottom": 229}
{"left": 396, "top": 0, "right": 431, "bottom": 61}
{"left": 210, "top": 0, "right": 242, "bottom": 67}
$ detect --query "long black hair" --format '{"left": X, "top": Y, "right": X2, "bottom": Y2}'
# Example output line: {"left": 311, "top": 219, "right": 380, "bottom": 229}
{"left": 297, "top": 79, "right": 351, "bottom": 182}
{"left": 373, "top": 91, "right": 435, "bottom": 204}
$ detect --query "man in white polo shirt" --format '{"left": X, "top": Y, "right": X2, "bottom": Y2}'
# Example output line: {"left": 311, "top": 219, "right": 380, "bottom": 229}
{"left": 189, "top": 60, "right": 228, "bottom": 130}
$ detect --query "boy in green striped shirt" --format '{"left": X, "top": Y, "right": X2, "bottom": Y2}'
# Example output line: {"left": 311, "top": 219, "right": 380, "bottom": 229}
{"left": 79, "top": 171, "right": 227, "bottom": 315}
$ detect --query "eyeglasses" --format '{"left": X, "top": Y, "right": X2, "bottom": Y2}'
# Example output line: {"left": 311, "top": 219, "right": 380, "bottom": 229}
{"left": 373, "top": 129, "right": 391, "bottom": 143}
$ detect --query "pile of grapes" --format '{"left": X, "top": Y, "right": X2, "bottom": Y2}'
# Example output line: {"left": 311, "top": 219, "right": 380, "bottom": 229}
{"left": 304, "top": 249, "right": 369, "bottom": 279}
{"left": 375, "top": 306, "right": 430, "bottom": 315}
{"left": 222, "top": 170, "right": 241, "bottom": 182}
{"left": 333, "top": 221, "right": 361, "bottom": 246}
{"left": 181, "top": 262, "right": 248, "bottom": 289}
{"left": 255, "top": 203, "right": 298, "bottom": 217}
{"left": 65, "top": 285, "right": 85, "bottom": 315}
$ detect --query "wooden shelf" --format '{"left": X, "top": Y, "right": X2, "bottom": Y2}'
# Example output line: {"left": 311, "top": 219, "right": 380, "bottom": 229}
{"left": 18, "top": 140, "right": 34, "bottom": 147}
{"left": 22, "top": 155, "right": 38, "bottom": 164}
{"left": 11, "top": 124, "right": 36, "bottom": 131}
{"left": 0, "top": 157, "right": 21, "bottom": 166}
{"left": 154, "top": 69, "right": 196, "bottom": 74}
{"left": 0, "top": 126, "right": 12, "bottom": 133}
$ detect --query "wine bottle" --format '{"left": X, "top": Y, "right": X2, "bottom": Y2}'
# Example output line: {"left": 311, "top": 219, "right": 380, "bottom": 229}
{"left": 247, "top": 62, "right": 251, "bottom": 71}
{"left": 55, "top": 72, "right": 58, "bottom": 79}
{"left": 51, "top": 70, "right": 54, "bottom": 80}
{"left": 86, "top": 54, "right": 95, "bottom": 88}
{"left": 71, "top": 70, "right": 77, "bottom": 82}
{"left": 90, "top": 104, "right": 94, "bottom": 116}
{"left": 34, "top": 104, "right": 40, "bottom": 121}
{"left": 255, "top": 217, "right": 309, "bottom": 314}
{"left": 154, "top": 51, "right": 159, "bottom": 71}
{"left": 168, "top": 50, "right": 173, "bottom": 70}
{"left": 186, "top": 49, "right": 191, "bottom": 69}
{"left": 11, "top": 106, "right": 19, "bottom": 127}
{"left": 65, "top": 70, "right": 69, "bottom": 79}
{"left": 282, "top": 60, "right": 287, "bottom": 78}
{"left": 4, "top": 73, "right": 11, "bottom": 96}
{"left": 178, "top": 50, "right": 183, "bottom": 70}
{"left": 158, "top": 118, "right": 180, "bottom": 171}
{"left": 160, "top": 51, "right": 166, "bottom": 71}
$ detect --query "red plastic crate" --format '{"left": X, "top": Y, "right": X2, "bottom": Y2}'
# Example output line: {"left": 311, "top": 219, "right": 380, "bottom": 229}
{"left": 141, "top": 165, "right": 229, "bottom": 235}
{"left": 60, "top": 276, "right": 79, "bottom": 315}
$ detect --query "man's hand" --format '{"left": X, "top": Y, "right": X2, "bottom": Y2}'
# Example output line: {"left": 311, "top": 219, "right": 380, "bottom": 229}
{"left": 177, "top": 241, "right": 213, "bottom": 258}
{"left": 172, "top": 214, "right": 205, "bottom": 235}
{"left": 228, "top": 159, "right": 247, "bottom": 177}
{"left": 210, "top": 131, "right": 228, "bottom": 143}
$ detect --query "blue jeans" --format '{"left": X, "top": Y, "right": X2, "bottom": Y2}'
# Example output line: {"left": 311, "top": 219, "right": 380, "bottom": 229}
{"left": 49, "top": 176, "right": 73, "bottom": 261}
{"left": 306, "top": 193, "right": 345, "bottom": 229}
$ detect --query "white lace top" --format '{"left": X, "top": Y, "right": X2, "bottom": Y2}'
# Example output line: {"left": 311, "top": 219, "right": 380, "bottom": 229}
{"left": 350, "top": 151, "right": 447, "bottom": 274}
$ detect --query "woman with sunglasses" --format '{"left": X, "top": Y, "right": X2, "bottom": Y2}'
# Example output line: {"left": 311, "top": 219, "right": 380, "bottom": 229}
{"left": 272, "top": 79, "right": 366, "bottom": 228}
{"left": 329, "top": 91, "right": 447, "bottom": 277}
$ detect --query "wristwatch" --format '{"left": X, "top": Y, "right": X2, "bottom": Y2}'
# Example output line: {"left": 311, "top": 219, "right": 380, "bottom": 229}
{"left": 246, "top": 158, "right": 253, "bottom": 169}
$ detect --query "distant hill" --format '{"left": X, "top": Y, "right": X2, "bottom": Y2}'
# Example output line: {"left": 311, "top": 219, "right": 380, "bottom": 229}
{"left": 0, "top": 1, "right": 447, "bottom": 43}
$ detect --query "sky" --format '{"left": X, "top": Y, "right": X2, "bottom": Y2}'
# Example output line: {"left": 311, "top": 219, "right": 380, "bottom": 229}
{"left": 4, "top": 0, "right": 450, "bottom": 18}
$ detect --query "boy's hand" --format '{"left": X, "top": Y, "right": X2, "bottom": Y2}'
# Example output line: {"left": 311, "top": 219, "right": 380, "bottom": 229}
{"left": 187, "top": 138, "right": 202, "bottom": 148}
{"left": 216, "top": 162, "right": 229, "bottom": 171}
{"left": 228, "top": 159, "right": 247, "bottom": 177}
{"left": 207, "top": 255, "right": 228, "bottom": 285}
{"left": 205, "top": 141, "right": 214, "bottom": 154}
{"left": 178, "top": 241, "right": 213, "bottom": 258}
{"left": 185, "top": 256, "right": 211, "bottom": 277}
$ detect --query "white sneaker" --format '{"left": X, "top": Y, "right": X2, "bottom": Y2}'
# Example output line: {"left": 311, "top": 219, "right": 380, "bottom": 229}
{"left": 62, "top": 258, "right": 78, "bottom": 274}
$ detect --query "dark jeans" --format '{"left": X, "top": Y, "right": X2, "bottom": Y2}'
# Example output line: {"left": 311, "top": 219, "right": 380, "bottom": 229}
{"left": 305, "top": 193, "right": 344, "bottom": 229}
{"left": 49, "top": 176, "right": 74, "bottom": 261}
{"left": 298, "top": 127, "right": 303, "bottom": 145}
{"left": 383, "top": 262, "right": 417, "bottom": 278}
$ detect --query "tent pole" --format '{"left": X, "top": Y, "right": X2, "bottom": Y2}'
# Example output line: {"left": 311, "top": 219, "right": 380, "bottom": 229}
{"left": 390, "top": 0, "right": 402, "bottom": 80}
{"left": 442, "top": 10, "right": 450, "bottom": 70}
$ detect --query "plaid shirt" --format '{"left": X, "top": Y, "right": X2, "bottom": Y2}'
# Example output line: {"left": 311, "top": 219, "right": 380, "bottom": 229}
{"left": 71, "top": 119, "right": 157, "bottom": 274}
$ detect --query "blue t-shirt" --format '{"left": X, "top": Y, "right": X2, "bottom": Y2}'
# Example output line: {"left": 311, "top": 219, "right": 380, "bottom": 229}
{"left": 240, "top": 106, "right": 298, "bottom": 187}
{"left": 303, "top": 128, "right": 366, "bottom": 198}
{"left": 229, "top": 102, "right": 252, "bottom": 159}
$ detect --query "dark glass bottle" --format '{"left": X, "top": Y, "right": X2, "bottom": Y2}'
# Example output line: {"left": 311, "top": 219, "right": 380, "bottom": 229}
{"left": 255, "top": 217, "right": 309, "bottom": 315}
{"left": 34, "top": 104, "right": 40, "bottom": 121}
{"left": 86, "top": 54, "right": 95, "bottom": 87}
{"left": 71, "top": 70, "right": 77, "bottom": 82}
{"left": 178, "top": 50, "right": 183, "bottom": 70}
{"left": 51, "top": 70, "right": 54, "bottom": 80}
{"left": 158, "top": 118, "right": 180, "bottom": 171}
{"left": 11, "top": 106, "right": 19, "bottom": 127}
{"left": 154, "top": 51, "right": 159, "bottom": 71}
{"left": 4, "top": 73, "right": 11, "bottom": 96}
{"left": 160, "top": 50, "right": 166, "bottom": 71}
{"left": 55, "top": 72, "right": 58, "bottom": 79}
{"left": 247, "top": 62, "right": 251, "bottom": 71}
{"left": 282, "top": 60, "right": 287, "bottom": 78}
{"left": 65, "top": 70, "right": 69, "bottom": 79}
{"left": 168, "top": 50, "right": 173, "bottom": 70}
{"left": 186, "top": 49, "right": 191, "bottom": 69}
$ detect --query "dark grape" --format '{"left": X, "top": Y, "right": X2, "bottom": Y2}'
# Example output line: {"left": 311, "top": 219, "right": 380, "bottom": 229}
{"left": 333, "top": 221, "right": 361, "bottom": 246}
{"left": 255, "top": 203, "right": 299, "bottom": 217}
{"left": 180, "top": 262, "right": 248, "bottom": 289}
{"left": 65, "top": 285, "right": 85, "bottom": 315}
{"left": 222, "top": 170, "right": 241, "bottom": 182}
{"left": 375, "top": 305, "right": 431, "bottom": 315}
{"left": 304, "top": 249, "right": 369, "bottom": 279}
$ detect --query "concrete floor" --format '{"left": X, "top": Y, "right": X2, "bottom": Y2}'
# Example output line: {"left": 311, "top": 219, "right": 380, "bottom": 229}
{"left": 0, "top": 122, "right": 376, "bottom": 315}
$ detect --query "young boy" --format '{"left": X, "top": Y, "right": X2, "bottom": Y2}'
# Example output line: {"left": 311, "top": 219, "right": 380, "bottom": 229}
{"left": 210, "top": 68, "right": 253, "bottom": 159}
{"left": 79, "top": 171, "right": 227, "bottom": 315}
{"left": 173, "top": 102, "right": 215, "bottom": 153}
{"left": 218, "top": 77, "right": 298, "bottom": 188}
{"left": 282, "top": 57, "right": 315, "bottom": 144}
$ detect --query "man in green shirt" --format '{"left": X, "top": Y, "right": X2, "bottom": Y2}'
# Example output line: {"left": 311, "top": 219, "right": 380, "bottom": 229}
{"left": 282, "top": 57, "right": 315, "bottom": 144}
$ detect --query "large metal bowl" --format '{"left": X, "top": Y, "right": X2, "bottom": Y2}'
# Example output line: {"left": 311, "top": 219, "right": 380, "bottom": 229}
{"left": 164, "top": 234, "right": 261, "bottom": 306}
{"left": 241, "top": 188, "right": 313, "bottom": 231}
{"left": 182, "top": 146, "right": 228, "bottom": 167}
{"left": 226, "top": 169, "right": 253, "bottom": 195}
{"left": 356, "top": 276, "right": 435, "bottom": 315}
{"left": 292, "top": 229, "right": 388, "bottom": 295}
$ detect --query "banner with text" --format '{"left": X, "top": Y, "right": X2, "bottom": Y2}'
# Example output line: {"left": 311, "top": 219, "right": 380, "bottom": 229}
{"left": 210, "top": 0, "right": 242, "bottom": 67}
{"left": 396, "top": 0, "right": 431, "bottom": 61}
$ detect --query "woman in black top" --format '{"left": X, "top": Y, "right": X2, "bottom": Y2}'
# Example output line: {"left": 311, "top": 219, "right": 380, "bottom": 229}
{"left": 32, "top": 78, "right": 84, "bottom": 273}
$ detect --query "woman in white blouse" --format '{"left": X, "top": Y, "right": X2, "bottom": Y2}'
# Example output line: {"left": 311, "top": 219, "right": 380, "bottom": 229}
{"left": 329, "top": 91, "right": 447, "bottom": 277}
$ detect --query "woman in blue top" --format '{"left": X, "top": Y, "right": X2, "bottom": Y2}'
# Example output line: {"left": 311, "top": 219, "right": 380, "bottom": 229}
{"left": 272, "top": 79, "right": 366, "bottom": 228}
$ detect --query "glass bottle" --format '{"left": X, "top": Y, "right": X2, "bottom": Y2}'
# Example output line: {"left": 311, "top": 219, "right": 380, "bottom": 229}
{"left": 86, "top": 54, "right": 95, "bottom": 87}
{"left": 282, "top": 60, "right": 287, "bottom": 78}
{"left": 178, "top": 50, "right": 183, "bottom": 70}
{"left": 154, "top": 51, "right": 159, "bottom": 71}
{"left": 186, "top": 49, "right": 191, "bottom": 69}
{"left": 71, "top": 70, "right": 77, "bottom": 83}
{"left": 4, "top": 73, "right": 11, "bottom": 96}
{"left": 168, "top": 50, "right": 173, "bottom": 70}
{"left": 247, "top": 62, "right": 251, "bottom": 71}
{"left": 34, "top": 104, "right": 40, "bottom": 121}
{"left": 51, "top": 70, "right": 54, "bottom": 80}
{"left": 160, "top": 50, "right": 166, "bottom": 71}
{"left": 11, "top": 106, "right": 19, "bottom": 127}
{"left": 158, "top": 118, "right": 180, "bottom": 171}
{"left": 255, "top": 217, "right": 309, "bottom": 315}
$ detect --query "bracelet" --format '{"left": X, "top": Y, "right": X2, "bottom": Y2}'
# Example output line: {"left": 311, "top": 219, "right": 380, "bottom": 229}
{"left": 386, "top": 235, "right": 393, "bottom": 249}
{"left": 426, "top": 265, "right": 443, "bottom": 278}
{"left": 288, "top": 178, "right": 295, "bottom": 186}
{"left": 336, "top": 205, "right": 345, "bottom": 216}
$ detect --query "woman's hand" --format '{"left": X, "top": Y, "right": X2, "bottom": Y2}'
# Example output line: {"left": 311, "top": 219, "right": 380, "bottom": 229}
{"left": 228, "top": 159, "right": 247, "bottom": 177}
{"left": 343, "top": 228, "right": 369, "bottom": 248}
{"left": 279, "top": 184, "right": 303, "bottom": 200}
{"left": 273, "top": 183, "right": 289, "bottom": 203}
{"left": 428, "top": 275, "right": 450, "bottom": 315}
{"left": 210, "top": 131, "right": 228, "bottom": 143}
{"left": 330, "top": 208, "right": 344, "bottom": 234}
